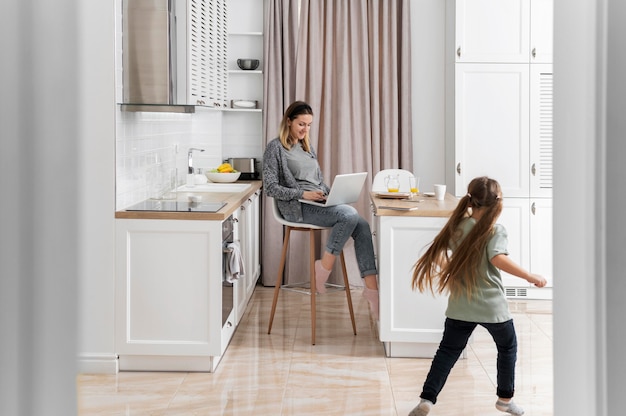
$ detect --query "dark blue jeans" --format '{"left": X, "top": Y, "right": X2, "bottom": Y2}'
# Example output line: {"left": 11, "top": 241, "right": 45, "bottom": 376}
{"left": 420, "top": 318, "right": 518, "bottom": 404}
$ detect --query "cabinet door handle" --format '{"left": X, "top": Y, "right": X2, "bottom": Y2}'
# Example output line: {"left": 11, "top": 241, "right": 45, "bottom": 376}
{"left": 457, "top": 46, "right": 461, "bottom": 58}
{"left": 532, "top": 48, "right": 537, "bottom": 59}
{"left": 456, "top": 163, "right": 461, "bottom": 175}
{"left": 531, "top": 202, "right": 536, "bottom": 215}
{"left": 531, "top": 163, "right": 536, "bottom": 176}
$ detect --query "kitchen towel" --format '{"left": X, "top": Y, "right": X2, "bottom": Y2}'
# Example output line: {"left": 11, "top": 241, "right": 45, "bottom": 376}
{"left": 225, "top": 241, "right": 245, "bottom": 283}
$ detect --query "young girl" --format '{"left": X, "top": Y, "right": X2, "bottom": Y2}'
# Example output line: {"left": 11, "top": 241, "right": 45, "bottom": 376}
{"left": 408, "top": 177, "right": 547, "bottom": 416}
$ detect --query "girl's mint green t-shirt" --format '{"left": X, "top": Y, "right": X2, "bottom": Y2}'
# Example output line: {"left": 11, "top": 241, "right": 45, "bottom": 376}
{"left": 445, "top": 218, "right": 512, "bottom": 323}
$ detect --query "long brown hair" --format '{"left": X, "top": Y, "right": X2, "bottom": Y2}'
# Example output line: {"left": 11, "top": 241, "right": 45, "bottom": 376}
{"left": 278, "top": 101, "right": 314, "bottom": 152}
{"left": 411, "top": 177, "right": 503, "bottom": 300}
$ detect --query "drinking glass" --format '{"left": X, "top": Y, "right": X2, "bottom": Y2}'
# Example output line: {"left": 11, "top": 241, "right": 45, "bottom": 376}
{"left": 409, "top": 176, "right": 420, "bottom": 195}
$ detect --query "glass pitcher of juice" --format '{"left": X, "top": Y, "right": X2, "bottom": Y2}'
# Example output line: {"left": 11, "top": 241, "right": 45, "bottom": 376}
{"left": 385, "top": 174, "right": 400, "bottom": 192}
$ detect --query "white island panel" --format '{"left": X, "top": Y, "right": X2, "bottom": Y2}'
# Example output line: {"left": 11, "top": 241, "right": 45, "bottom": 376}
{"left": 377, "top": 215, "right": 449, "bottom": 358}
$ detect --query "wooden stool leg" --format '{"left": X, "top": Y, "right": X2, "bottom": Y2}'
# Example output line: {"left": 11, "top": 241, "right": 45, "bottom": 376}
{"left": 268, "top": 227, "right": 291, "bottom": 334}
{"left": 309, "top": 230, "right": 317, "bottom": 345}
{"left": 339, "top": 252, "right": 357, "bottom": 335}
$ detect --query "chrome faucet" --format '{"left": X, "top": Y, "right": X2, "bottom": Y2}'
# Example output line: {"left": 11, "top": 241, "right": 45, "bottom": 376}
{"left": 187, "top": 148, "right": 205, "bottom": 174}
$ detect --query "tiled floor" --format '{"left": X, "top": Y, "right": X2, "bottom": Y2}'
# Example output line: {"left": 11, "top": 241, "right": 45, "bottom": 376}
{"left": 77, "top": 286, "right": 553, "bottom": 415}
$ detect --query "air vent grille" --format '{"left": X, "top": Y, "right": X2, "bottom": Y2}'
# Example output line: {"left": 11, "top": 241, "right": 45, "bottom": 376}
{"left": 505, "top": 287, "right": 528, "bottom": 298}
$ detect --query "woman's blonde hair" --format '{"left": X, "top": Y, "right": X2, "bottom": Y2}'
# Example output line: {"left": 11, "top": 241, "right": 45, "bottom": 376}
{"left": 278, "top": 101, "right": 313, "bottom": 152}
{"left": 411, "top": 176, "right": 503, "bottom": 300}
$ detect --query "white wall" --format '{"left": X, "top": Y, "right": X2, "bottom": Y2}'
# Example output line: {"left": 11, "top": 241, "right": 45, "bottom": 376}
{"left": 410, "top": 0, "right": 446, "bottom": 191}
{"left": 553, "top": 0, "right": 626, "bottom": 414}
{"left": 1, "top": 0, "right": 80, "bottom": 413}
{"left": 76, "top": 0, "right": 117, "bottom": 374}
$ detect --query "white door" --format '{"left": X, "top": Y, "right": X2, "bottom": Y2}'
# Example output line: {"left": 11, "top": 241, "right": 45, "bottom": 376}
{"left": 454, "top": 63, "right": 530, "bottom": 197}
{"left": 530, "top": 64, "right": 554, "bottom": 197}
{"left": 530, "top": 198, "right": 553, "bottom": 286}
{"left": 530, "top": 0, "right": 553, "bottom": 63}
{"left": 497, "top": 198, "right": 531, "bottom": 287}
{"left": 454, "top": 0, "right": 530, "bottom": 63}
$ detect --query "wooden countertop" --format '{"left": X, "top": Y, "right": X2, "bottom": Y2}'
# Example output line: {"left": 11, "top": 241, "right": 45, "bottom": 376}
{"left": 115, "top": 181, "right": 262, "bottom": 221}
{"left": 370, "top": 191, "right": 458, "bottom": 217}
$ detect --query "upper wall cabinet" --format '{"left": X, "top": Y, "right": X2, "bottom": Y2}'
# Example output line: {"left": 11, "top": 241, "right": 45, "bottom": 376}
{"left": 529, "top": 0, "right": 553, "bottom": 63}
{"left": 121, "top": 0, "right": 229, "bottom": 110}
{"left": 451, "top": 0, "right": 552, "bottom": 63}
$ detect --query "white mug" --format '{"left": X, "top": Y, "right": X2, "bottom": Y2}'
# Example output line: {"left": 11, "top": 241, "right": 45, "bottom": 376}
{"left": 433, "top": 184, "right": 446, "bottom": 200}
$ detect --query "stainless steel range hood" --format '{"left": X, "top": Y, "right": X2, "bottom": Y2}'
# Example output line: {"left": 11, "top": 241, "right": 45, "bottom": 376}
{"left": 121, "top": 0, "right": 220, "bottom": 113}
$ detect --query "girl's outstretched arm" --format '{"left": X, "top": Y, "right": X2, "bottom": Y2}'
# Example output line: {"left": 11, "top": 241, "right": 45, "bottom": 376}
{"left": 491, "top": 254, "right": 548, "bottom": 287}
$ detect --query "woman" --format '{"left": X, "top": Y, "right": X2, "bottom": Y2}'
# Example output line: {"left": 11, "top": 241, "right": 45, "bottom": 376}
{"left": 263, "top": 101, "right": 379, "bottom": 319}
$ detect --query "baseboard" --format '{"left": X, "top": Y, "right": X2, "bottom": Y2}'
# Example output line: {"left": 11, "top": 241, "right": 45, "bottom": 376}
{"left": 118, "top": 355, "right": 218, "bottom": 372}
{"left": 77, "top": 353, "right": 119, "bottom": 374}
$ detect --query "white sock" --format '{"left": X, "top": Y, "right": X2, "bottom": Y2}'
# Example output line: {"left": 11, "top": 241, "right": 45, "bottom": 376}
{"left": 496, "top": 399, "right": 524, "bottom": 416}
{"left": 408, "top": 399, "right": 432, "bottom": 416}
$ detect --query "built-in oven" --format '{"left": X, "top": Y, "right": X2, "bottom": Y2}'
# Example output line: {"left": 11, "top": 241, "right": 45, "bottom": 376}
{"left": 221, "top": 215, "right": 235, "bottom": 327}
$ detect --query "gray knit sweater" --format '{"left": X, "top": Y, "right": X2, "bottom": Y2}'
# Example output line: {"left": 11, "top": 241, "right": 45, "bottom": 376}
{"left": 263, "top": 138, "right": 330, "bottom": 222}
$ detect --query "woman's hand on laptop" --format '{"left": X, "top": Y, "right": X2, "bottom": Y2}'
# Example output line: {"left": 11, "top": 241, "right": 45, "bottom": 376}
{"left": 302, "top": 190, "right": 327, "bottom": 202}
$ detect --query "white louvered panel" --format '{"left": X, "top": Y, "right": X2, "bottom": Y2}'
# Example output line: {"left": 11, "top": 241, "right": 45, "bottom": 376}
{"left": 189, "top": 0, "right": 210, "bottom": 105}
{"left": 206, "top": 0, "right": 218, "bottom": 105}
{"left": 537, "top": 72, "right": 553, "bottom": 188}
{"left": 216, "top": 0, "right": 228, "bottom": 108}
{"left": 199, "top": 0, "right": 228, "bottom": 108}
{"left": 530, "top": 64, "right": 553, "bottom": 197}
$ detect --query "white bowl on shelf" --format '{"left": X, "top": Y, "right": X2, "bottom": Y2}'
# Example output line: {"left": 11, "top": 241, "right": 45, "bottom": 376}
{"left": 205, "top": 171, "right": 241, "bottom": 183}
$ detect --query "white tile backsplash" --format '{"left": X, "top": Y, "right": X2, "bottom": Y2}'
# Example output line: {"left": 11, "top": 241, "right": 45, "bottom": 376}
{"left": 115, "top": 109, "right": 223, "bottom": 210}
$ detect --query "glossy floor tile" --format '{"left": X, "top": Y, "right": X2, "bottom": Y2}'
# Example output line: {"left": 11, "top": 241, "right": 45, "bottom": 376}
{"left": 78, "top": 286, "right": 553, "bottom": 415}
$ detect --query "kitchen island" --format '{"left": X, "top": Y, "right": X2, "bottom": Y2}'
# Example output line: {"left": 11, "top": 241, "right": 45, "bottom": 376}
{"left": 114, "top": 181, "right": 262, "bottom": 372}
{"left": 371, "top": 192, "right": 458, "bottom": 358}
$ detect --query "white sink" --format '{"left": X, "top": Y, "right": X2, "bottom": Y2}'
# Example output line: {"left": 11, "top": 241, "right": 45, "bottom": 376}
{"left": 177, "top": 183, "right": 251, "bottom": 193}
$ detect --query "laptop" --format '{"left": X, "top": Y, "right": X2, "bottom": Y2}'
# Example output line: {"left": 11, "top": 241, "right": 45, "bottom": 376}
{"left": 299, "top": 172, "right": 368, "bottom": 207}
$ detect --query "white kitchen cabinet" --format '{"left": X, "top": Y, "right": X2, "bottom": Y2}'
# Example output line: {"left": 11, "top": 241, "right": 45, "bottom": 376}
{"left": 529, "top": 198, "right": 553, "bottom": 289}
{"left": 452, "top": 0, "right": 530, "bottom": 63}
{"left": 498, "top": 199, "right": 531, "bottom": 288}
{"left": 530, "top": 0, "right": 554, "bottom": 63}
{"left": 453, "top": 63, "right": 530, "bottom": 197}
{"left": 375, "top": 214, "right": 449, "bottom": 358}
{"left": 451, "top": 64, "right": 553, "bottom": 198}
{"left": 530, "top": 64, "right": 554, "bottom": 197}
{"left": 234, "top": 189, "right": 261, "bottom": 323}
{"left": 115, "top": 218, "right": 235, "bottom": 372}
{"left": 446, "top": 0, "right": 553, "bottom": 299}
{"left": 497, "top": 198, "right": 553, "bottom": 298}
{"left": 450, "top": 0, "right": 552, "bottom": 64}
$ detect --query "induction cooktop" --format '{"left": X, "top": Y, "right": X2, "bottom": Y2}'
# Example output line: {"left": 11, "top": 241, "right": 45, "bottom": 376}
{"left": 126, "top": 200, "right": 226, "bottom": 213}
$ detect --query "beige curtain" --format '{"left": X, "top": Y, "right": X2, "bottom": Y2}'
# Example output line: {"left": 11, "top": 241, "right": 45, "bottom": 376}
{"left": 261, "top": 0, "right": 412, "bottom": 287}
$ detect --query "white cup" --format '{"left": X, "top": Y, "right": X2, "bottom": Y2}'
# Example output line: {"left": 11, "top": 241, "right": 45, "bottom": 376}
{"left": 433, "top": 184, "right": 446, "bottom": 200}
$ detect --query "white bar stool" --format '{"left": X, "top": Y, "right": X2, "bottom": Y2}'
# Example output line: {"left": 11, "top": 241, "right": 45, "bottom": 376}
{"left": 267, "top": 197, "right": 357, "bottom": 345}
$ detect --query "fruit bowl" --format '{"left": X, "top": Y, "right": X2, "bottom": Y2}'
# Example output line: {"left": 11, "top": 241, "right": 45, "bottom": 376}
{"left": 205, "top": 171, "right": 241, "bottom": 183}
